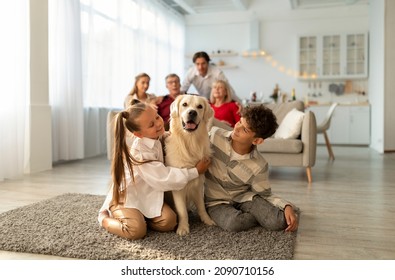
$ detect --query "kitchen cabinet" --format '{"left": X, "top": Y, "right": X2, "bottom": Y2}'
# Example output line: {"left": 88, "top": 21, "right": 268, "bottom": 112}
{"left": 298, "top": 32, "right": 368, "bottom": 80}
{"left": 299, "top": 36, "right": 317, "bottom": 78}
{"left": 348, "top": 106, "right": 371, "bottom": 144}
{"left": 345, "top": 33, "right": 368, "bottom": 77}
{"left": 322, "top": 34, "right": 341, "bottom": 77}
{"left": 308, "top": 104, "right": 370, "bottom": 145}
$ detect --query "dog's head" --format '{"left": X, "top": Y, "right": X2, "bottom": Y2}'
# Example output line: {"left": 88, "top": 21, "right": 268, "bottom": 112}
{"left": 170, "top": 95, "right": 214, "bottom": 133}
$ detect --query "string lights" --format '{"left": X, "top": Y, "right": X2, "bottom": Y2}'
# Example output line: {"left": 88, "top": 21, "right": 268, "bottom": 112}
{"left": 242, "top": 50, "right": 318, "bottom": 80}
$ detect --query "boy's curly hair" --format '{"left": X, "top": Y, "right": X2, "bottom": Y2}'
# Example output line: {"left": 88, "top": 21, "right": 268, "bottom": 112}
{"left": 241, "top": 105, "right": 278, "bottom": 139}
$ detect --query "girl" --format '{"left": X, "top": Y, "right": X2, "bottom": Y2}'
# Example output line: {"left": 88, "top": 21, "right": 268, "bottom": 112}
{"left": 210, "top": 80, "right": 241, "bottom": 127}
{"left": 124, "top": 72, "right": 162, "bottom": 109}
{"left": 98, "top": 101, "right": 210, "bottom": 240}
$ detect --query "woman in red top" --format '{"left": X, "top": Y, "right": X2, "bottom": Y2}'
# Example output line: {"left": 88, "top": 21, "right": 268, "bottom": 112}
{"left": 210, "top": 80, "right": 241, "bottom": 127}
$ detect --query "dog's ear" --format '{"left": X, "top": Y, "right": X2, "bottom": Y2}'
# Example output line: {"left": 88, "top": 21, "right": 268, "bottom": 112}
{"left": 203, "top": 99, "right": 214, "bottom": 122}
{"left": 170, "top": 95, "right": 182, "bottom": 118}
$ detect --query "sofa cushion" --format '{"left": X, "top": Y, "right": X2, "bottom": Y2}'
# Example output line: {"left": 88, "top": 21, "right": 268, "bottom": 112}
{"left": 257, "top": 138, "right": 303, "bottom": 154}
{"left": 264, "top": 100, "right": 304, "bottom": 124}
{"left": 274, "top": 108, "right": 305, "bottom": 139}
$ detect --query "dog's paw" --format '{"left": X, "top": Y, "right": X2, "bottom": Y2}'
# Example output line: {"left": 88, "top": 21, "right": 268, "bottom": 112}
{"left": 202, "top": 217, "right": 216, "bottom": 226}
{"left": 198, "top": 212, "right": 216, "bottom": 226}
{"left": 176, "top": 224, "right": 190, "bottom": 236}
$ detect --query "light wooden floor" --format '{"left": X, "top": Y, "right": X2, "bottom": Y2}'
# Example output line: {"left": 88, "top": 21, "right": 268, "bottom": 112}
{"left": 1, "top": 146, "right": 394, "bottom": 260}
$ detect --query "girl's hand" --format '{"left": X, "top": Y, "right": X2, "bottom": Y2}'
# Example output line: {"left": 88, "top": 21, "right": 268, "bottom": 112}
{"left": 162, "top": 131, "right": 171, "bottom": 140}
{"left": 195, "top": 157, "right": 211, "bottom": 174}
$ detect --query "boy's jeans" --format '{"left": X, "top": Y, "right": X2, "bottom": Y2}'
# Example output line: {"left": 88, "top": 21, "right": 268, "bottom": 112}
{"left": 207, "top": 196, "right": 287, "bottom": 232}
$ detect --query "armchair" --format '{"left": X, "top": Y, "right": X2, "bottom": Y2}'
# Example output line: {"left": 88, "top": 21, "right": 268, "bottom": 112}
{"left": 256, "top": 101, "right": 317, "bottom": 183}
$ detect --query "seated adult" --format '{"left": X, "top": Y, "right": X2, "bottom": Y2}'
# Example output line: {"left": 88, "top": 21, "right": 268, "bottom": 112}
{"left": 210, "top": 80, "right": 240, "bottom": 127}
{"left": 157, "top": 73, "right": 182, "bottom": 130}
{"left": 124, "top": 72, "right": 161, "bottom": 109}
{"left": 180, "top": 51, "right": 242, "bottom": 103}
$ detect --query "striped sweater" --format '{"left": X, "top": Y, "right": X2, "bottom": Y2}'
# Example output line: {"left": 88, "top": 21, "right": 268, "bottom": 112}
{"left": 204, "top": 126, "right": 291, "bottom": 210}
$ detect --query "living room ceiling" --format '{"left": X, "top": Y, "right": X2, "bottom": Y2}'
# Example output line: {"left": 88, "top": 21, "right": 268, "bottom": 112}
{"left": 289, "top": 0, "right": 368, "bottom": 9}
{"left": 160, "top": 0, "right": 250, "bottom": 15}
{"left": 160, "top": 0, "right": 368, "bottom": 15}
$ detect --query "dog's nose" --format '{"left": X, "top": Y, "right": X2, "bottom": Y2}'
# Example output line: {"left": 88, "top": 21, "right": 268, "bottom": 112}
{"left": 188, "top": 110, "right": 197, "bottom": 118}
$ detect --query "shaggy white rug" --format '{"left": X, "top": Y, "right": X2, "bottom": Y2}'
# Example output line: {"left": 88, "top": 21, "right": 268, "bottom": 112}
{"left": 0, "top": 193, "right": 297, "bottom": 260}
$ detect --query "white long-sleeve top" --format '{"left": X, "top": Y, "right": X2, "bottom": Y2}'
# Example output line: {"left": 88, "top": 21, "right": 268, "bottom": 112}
{"left": 98, "top": 136, "right": 198, "bottom": 223}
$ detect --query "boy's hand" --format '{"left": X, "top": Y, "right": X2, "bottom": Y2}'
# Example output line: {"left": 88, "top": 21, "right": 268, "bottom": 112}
{"left": 195, "top": 157, "right": 211, "bottom": 174}
{"left": 284, "top": 205, "right": 298, "bottom": 232}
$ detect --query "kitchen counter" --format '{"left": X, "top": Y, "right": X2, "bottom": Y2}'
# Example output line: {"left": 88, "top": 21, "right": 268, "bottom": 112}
{"left": 307, "top": 103, "right": 370, "bottom": 145}
{"left": 307, "top": 101, "right": 369, "bottom": 107}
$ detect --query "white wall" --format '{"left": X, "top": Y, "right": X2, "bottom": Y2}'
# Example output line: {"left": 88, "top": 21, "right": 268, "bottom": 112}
{"left": 369, "top": 0, "right": 395, "bottom": 153}
{"left": 184, "top": 0, "right": 369, "bottom": 101}
{"left": 384, "top": 0, "right": 395, "bottom": 151}
{"left": 369, "top": 0, "right": 385, "bottom": 153}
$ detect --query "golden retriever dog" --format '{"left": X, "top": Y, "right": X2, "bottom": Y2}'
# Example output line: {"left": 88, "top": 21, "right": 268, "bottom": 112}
{"left": 164, "top": 94, "right": 216, "bottom": 236}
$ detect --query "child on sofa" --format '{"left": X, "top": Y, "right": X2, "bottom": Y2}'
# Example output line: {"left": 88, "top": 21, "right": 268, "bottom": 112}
{"left": 205, "top": 105, "right": 299, "bottom": 232}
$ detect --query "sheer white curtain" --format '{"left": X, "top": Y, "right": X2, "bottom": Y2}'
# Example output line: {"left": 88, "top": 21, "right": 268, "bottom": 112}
{"left": 0, "top": 1, "right": 29, "bottom": 181}
{"left": 80, "top": 0, "right": 185, "bottom": 157}
{"left": 80, "top": 0, "right": 186, "bottom": 108}
{"left": 49, "top": 0, "right": 84, "bottom": 162}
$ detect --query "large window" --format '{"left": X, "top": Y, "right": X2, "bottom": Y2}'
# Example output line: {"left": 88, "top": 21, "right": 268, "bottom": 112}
{"left": 80, "top": 0, "right": 185, "bottom": 108}
{"left": 49, "top": 0, "right": 186, "bottom": 161}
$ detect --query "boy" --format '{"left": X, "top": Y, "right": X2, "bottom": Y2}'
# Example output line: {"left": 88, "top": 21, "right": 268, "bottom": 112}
{"left": 205, "top": 105, "right": 298, "bottom": 232}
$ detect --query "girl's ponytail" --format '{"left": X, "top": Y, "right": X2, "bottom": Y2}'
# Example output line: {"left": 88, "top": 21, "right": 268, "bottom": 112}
{"left": 110, "top": 101, "right": 153, "bottom": 207}
{"left": 110, "top": 112, "right": 129, "bottom": 205}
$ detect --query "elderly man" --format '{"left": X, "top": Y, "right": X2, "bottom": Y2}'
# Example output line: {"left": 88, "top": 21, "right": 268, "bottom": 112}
{"left": 157, "top": 73, "right": 183, "bottom": 130}
{"left": 181, "top": 51, "right": 242, "bottom": 103}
